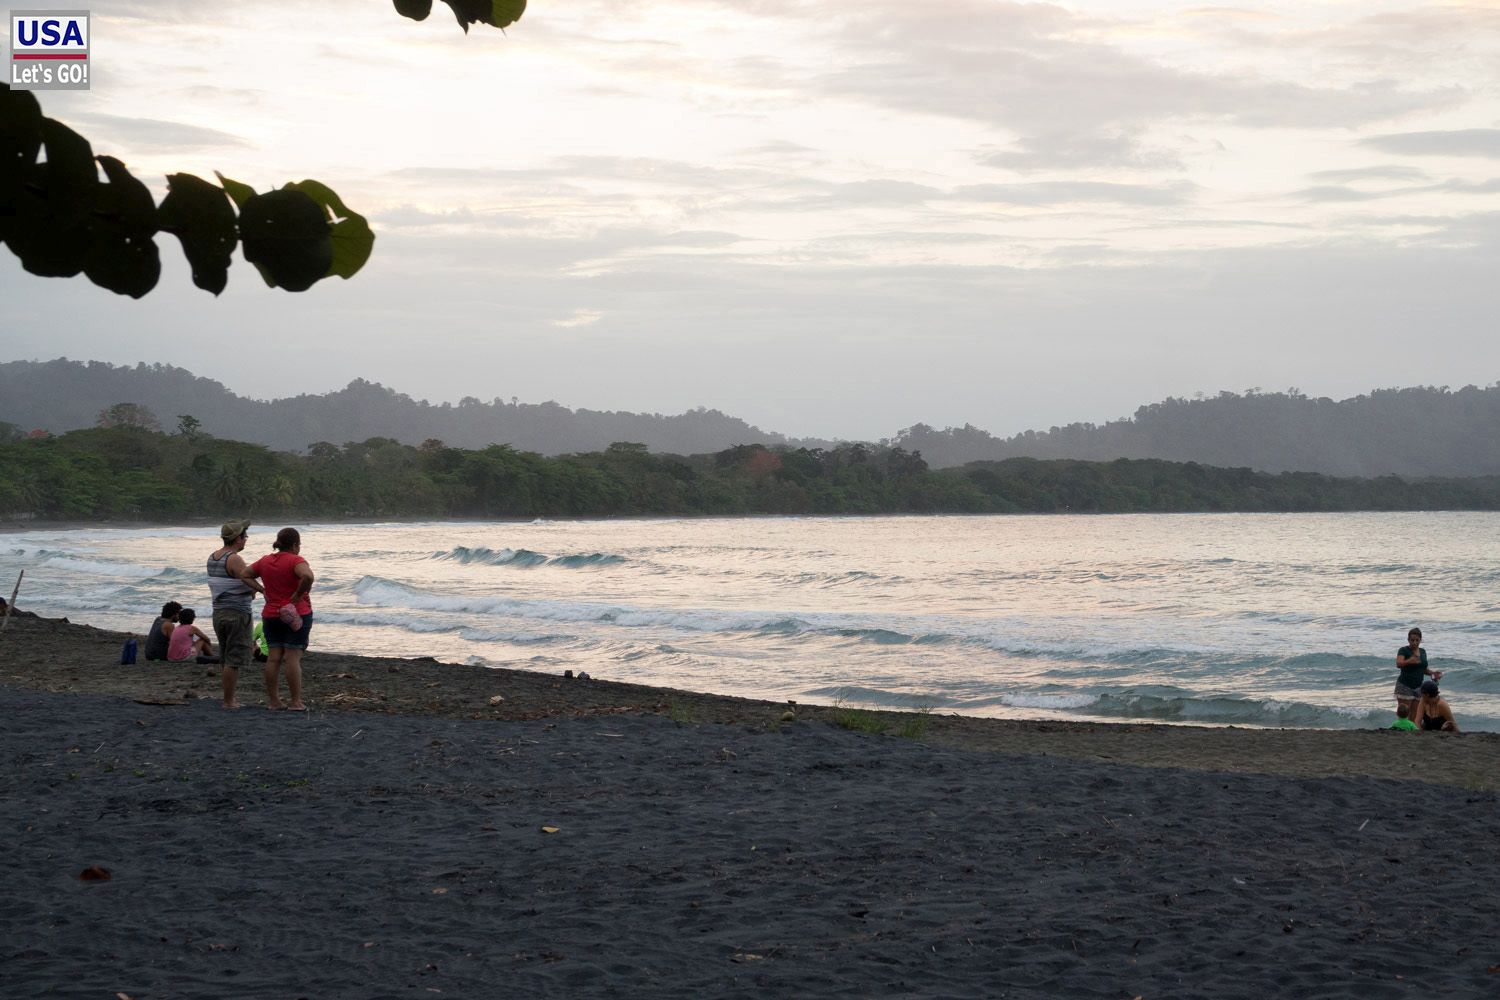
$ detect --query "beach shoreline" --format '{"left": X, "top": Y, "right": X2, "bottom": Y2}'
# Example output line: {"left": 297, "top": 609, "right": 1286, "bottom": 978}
{"left": 3, "top": 610, "right": 1496, "bottom": 791}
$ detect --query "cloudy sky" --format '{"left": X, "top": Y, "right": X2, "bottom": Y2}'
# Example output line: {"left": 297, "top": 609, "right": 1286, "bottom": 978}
{"left": 4, "top": 0, "right": 1500, "bottom": 440}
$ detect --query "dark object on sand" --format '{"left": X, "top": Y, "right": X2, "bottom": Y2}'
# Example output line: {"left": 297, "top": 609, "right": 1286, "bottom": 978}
{"left": 77, "top": 866, "right": 111, "bottom": 882}
{"left": 119, "top": 639, "right": 137, "bottom": 665}
{"left": 0, "top": 569, "right": 21, "bottom": 632}
{"left": 196, "top": 655, "right": 221, "bottom": 665}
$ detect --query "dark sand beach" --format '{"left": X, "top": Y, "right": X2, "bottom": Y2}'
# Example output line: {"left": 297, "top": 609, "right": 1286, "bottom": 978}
{"left": 3, "top": 611, "right": 1500, "bottom": 997}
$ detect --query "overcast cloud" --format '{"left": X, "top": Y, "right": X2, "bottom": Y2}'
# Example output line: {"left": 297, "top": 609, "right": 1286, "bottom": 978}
{"left": 3, "top": 1, "right": 1500, "bottom": 440}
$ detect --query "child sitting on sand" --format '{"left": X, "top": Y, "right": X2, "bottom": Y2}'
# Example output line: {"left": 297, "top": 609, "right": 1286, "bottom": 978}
{"left": 1389, "top": 704, "right": 1418, "bottom": 732}
{"left": 165, "top": 608, "right": 214, "bottom": 662}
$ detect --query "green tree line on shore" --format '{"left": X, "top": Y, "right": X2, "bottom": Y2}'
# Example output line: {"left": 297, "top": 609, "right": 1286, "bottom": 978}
{"left": 6, "top": 423, "right": 1500, "bottom": 522}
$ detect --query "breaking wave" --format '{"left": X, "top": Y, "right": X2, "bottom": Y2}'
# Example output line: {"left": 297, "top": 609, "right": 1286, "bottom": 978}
{"left": 432, "top": 546, "right": 626, "bottom": 569}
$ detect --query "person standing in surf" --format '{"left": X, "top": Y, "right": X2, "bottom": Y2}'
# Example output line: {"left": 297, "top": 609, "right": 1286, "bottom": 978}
{"left": 1395, "top": 627, "right": 1441, "bottom": 717}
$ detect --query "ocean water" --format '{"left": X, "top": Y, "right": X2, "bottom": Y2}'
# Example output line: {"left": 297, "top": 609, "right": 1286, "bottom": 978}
{"left": 5, "top": 512, "right": 1499, "bottom": 732}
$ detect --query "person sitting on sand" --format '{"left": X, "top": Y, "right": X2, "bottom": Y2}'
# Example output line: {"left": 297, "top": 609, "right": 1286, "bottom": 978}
{"left": 252, "top": 619, "right": 269, "bottom": 663}
{"left": 165, "top": 607, "right": 214, "bottom": 662}
{"left": 1394, "top": 627, "right": 1441, "bottom": 717}
{"left": 1389, "top": 703, "right": 1418, "bottom": 732}
{"left": 143, "top": 601, "right": 182, "bottom": 661}
{"left": 1413, "top": 679, "right": 1459, "bottom": 732}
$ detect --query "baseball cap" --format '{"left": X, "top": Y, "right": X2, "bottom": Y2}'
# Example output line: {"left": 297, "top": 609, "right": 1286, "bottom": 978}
{"left": 1419, "top": 679, "right": 1440, "bottom": 697}
{"left": 220, "top": 518, "right": 251, "bottom": 541}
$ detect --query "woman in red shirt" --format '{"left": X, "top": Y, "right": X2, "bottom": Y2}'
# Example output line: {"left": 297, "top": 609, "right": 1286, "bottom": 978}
{"left": 249, "top": 527, "right": 315, "bottom": 711}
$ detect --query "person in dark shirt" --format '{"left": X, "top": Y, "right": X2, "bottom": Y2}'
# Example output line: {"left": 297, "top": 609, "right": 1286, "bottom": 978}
{"left": 143, "top": 601, "right": 182, "bottom": 661}
{"left": 1413, "top": 679, "right": 1459, "bottom": 732}
{"left": 1394, "top": 627, "right": 1441, "bottom": 717}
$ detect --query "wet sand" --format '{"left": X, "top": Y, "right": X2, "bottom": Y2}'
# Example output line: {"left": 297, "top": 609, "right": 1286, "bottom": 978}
{"left": 3, "top": 611, "right": 1496, "bottom": 790}
{"left": 3, "top": 613, "right": 1500, "bottom": 997}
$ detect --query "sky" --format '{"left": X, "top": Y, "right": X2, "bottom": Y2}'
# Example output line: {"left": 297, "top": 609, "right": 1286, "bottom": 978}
{"left": 3, "top": 0, "right": 1500, "bottom": 441}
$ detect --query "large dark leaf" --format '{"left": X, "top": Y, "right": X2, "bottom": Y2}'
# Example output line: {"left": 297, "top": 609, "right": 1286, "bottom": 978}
{"left": 82, "top": 155, "right": 161, "bottom": 298}
{"left": 95, "top": 156, "right": 156, "bottom": 230}
{"left": 443, "top": 0, "right": 526, "bottom": 32}
{"left": 393, "top": 0, "right": 433, "bottom": 20}
{"left": 213, "top": 171, "right": 257, "bottom": 210}
{"left": 4, "top": 117, "right": 96, "bottom": 277}
{"left": 283, "top": 179, "right": 374, "bottom": 280}
{"left": 0, "top": 85, "right": 42, "bottom": 213}
{"left": 157, "top": 173, "right": 236, "bottom": 295}
{"left": 238, "top": 188, "right": 332, "bottom": 292}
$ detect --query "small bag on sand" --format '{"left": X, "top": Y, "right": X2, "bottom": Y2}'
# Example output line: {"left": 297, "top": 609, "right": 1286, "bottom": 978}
{"left": 277, "top": 603, "right": 303, "bottom": 632}
{"left": 119, "top": 638, "right": 137, "bottom": 665}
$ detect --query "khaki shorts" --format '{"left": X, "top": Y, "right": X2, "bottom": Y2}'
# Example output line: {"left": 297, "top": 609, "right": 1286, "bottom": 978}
{"left": 212, "top": 608, "right": 254, "bottom": 670}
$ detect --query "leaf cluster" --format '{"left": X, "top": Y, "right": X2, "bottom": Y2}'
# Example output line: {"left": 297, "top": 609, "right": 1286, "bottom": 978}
{"left": 393, "top": 0, "right": 527, "bottom": 32}
{"left": 0, "top": 85, "right": 373, "bottom": 297}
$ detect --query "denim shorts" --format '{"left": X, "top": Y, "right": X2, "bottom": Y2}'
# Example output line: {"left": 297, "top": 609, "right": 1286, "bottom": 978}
{"left": 263, "top": 612, "right": 313, "bottom": 650}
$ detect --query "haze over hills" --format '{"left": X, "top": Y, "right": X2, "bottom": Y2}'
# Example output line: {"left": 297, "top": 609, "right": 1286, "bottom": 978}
{"left": 3, "top": 359, "right": 1499, "bottom": 478}
{"left": 894, "top": 386, "right": 1500, "bottom": 478}
{"left": 0, "top": 359, "right": 822, "bottom": 457}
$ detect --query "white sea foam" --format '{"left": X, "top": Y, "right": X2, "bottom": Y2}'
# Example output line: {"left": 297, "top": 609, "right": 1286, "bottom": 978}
{"left": 39, "top": 556, "right": 174, "bottom": 579}
{"left": 995, "top": 692, "right": 1099, "bottom": 710}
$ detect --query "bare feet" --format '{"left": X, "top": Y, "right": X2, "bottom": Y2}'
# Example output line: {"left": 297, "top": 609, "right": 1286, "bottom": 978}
{"left": 267, "top": 700, "right": 285, "bottom": 711}
{"left": 287, "top": 702, "right": 307, "bottom": 712}
{"left": 221, "top": 700, "right": 241, "bottom": 710}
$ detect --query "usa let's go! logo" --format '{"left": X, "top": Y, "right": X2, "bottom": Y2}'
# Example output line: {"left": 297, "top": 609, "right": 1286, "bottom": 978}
{"left": 10, "top": 8, "right": 89, "bottom": 90}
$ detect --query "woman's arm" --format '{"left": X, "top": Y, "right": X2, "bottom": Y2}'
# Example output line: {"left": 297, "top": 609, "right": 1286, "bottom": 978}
{"left": 228, "top": 552, "right": 264, "bottom": 595}
{"left": 292, "top": 561, "right": 315, "bottom": 602}
{"left": 1412, "top": 700, "right": 1428, "bottom": 729}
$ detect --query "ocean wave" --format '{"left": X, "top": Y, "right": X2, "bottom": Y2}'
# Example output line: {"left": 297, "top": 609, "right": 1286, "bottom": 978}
{"left": 432, "top": 546, "right": 625, "bottom": 569}
{"left": 806, "top": 668, "right": 1500, "bottom": 730}
{"left": 37, "top": 555, "right": 181, "bottom": 580}
{"left": 1234, "top": 609, "right": 1413, "bottom": 631}
{"left": 1084, "top": 691, "right": 1389, "bottom": 729}
{"left": 434, "top": 546, "right": 547, "bottom": 567}
{"left": 458, "top": 627, "right": 578, "bottom": 646}
{"left": 349, "top": 577, "right": 1497, "bottom": 680}
{"left": 1338, "top": 563, "right": 1423, "bottom": 575}
{"left": 550, "top": 553, "right": 628, "bottom": 568}
{"left": 951, "top": 689, "right": 1397, "bottom": 729}
{"left": 354, "top": 576, "right": 746, "bottom": 631}
{"left": 310, "top": 611, "right": 461, "bottom": 633}
{"left": 801, "top": 685, "right": 941, "bottom": 710}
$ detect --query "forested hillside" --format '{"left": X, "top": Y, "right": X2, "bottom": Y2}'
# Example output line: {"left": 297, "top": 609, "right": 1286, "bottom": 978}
{"left": 896, "top": 386, "right": 1500, "bottom": 476}
{"left": 7, "top": 361, "right": 1500, "bottom": 478}
{"left": 0, "top": 359, "right": 806, "bottom": 457}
